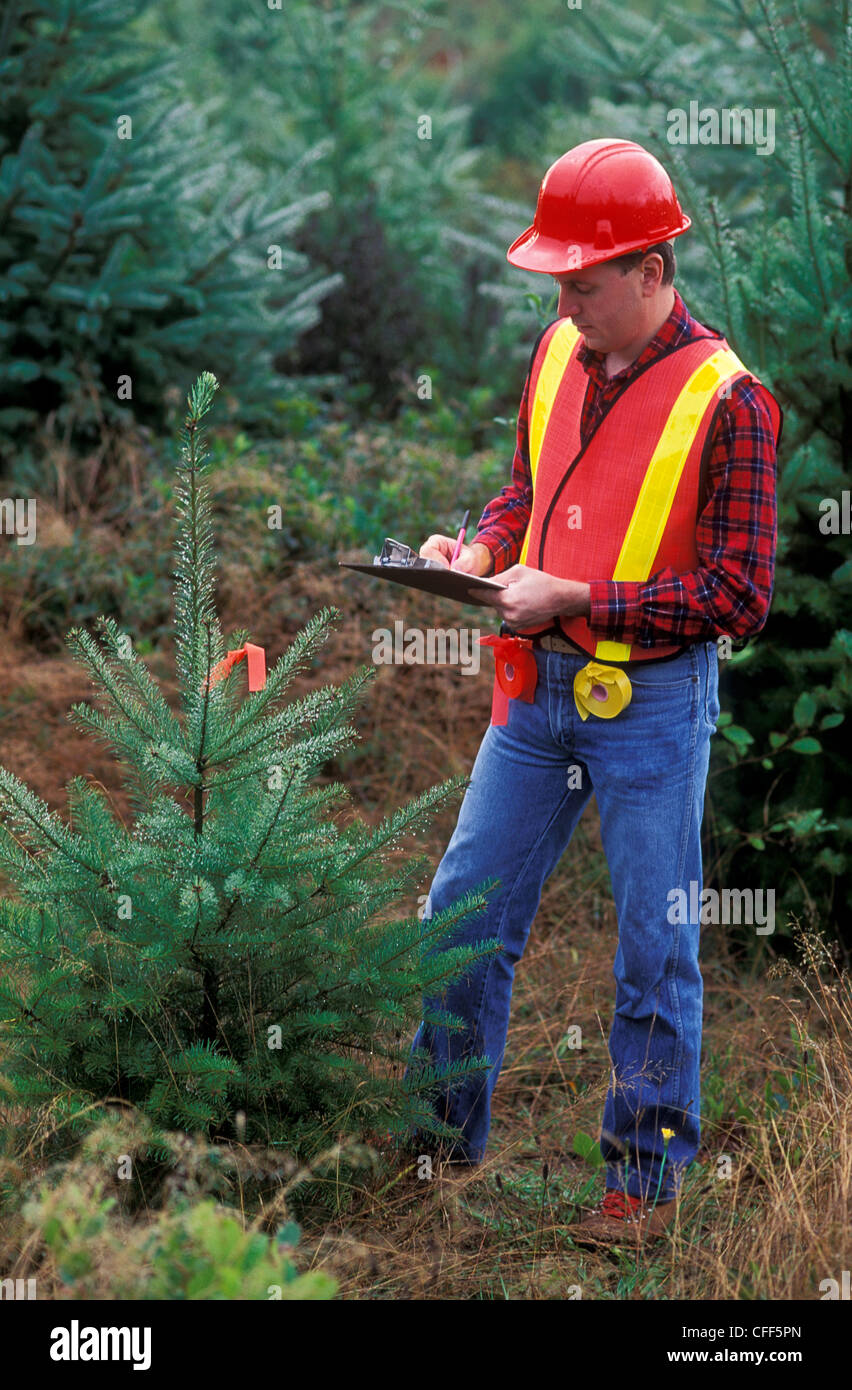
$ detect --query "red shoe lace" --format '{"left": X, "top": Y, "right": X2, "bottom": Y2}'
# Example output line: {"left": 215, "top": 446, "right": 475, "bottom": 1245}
{"left": 601, "top": 1190, "right": 644, "bottom": 1221}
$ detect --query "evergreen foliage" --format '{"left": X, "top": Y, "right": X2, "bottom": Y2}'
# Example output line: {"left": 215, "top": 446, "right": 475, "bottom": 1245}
{"left": 0, "top": 0, "right": 339, "bottom": 459}
{"left": 0, "top": 371, "right": 501, "bottom": 1156}
{"left": 152, "top": 0, "right": 530, "bottom": 415}
{"left": 258, "top": 0, "right": 502, "bottom": 409}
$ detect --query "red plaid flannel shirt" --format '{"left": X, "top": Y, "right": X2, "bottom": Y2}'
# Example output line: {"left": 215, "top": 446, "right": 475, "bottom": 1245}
{"left": 472, "top": 289, "right": 779, "bottom": 648}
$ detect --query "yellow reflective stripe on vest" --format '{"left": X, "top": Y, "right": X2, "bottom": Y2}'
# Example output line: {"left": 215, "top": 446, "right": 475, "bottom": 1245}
{"left": 594, "top": 346, "right": 746, "bottom": 663}
{"left": 519, "top": 320, "right": 581, "bottom": 566}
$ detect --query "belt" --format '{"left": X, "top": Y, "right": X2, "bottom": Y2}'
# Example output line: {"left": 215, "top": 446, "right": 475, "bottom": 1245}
{"left": 533, "top": 632, "right": 577, "bottom": 654}
{"left": 500, "top": 622, "right": 582, "bottom": 656}
{"left": 499, "top": 622, "right": 688, "bottom": 667}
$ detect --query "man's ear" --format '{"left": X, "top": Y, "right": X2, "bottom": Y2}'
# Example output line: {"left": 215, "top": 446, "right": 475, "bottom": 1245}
{"left": 640, "top": 253, "right": 665, "bottom": 295}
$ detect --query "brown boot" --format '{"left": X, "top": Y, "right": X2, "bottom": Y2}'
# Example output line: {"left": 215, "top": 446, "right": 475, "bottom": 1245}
{"left": 567, "top": 1188, "right": 678, "bottom": 1248}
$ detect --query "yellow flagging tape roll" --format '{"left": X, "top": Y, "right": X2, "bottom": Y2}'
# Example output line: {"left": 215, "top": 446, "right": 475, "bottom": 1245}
{"left": 573, "top": 661, "right": 632, "bottom": 721}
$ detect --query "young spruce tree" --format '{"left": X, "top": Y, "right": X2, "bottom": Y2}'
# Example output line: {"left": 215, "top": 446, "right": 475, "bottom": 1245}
{"left": 0, "top": 372, "right": 500, "bottom": 1160}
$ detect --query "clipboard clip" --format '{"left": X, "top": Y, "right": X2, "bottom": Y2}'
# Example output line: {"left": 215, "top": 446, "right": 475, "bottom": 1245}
{"left": 373, "top": 536, "right": 444, "bottom": 570}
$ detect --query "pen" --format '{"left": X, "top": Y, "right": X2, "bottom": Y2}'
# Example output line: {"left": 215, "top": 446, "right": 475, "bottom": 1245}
{"left": 449, "top": 508, "right": 471, "bottom": 569}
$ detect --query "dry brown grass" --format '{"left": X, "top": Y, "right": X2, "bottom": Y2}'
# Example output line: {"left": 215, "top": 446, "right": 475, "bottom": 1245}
{"left": 278, "top": 905, "right": 850, "bottom": 1301}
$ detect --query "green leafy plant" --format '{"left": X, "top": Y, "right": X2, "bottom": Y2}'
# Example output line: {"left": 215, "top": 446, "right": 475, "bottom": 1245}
{"left": 22, "top": 1176, "right": 335, "bottom": 1299}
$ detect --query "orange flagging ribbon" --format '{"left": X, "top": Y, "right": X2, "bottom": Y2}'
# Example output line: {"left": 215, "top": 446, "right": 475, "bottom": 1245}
{"left": 477, "top": 634, "right": 538, "bottom": 726}
{"left": 202, "top": 642, "right": 267, "bottom": 693}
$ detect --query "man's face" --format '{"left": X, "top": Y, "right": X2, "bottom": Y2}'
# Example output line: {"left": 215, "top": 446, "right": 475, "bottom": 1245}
{"left": 550, "top": 258, "right": 651, "bottom": 354}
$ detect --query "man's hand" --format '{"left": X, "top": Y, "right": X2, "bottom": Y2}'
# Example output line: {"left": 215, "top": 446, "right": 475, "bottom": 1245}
{"left": 419, "top": 535, "right": 493, "bottom": 575}
{"left": 471, "top": 564, "right": 591, "bottom": 626}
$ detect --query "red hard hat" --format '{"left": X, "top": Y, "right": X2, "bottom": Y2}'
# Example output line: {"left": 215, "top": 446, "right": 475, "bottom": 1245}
{"left": 507, "top": 138, "right": 691, "bottom": 274}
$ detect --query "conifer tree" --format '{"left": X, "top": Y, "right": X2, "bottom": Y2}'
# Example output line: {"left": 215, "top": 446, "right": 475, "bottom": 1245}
{"left": 164, "top": 0, "right": 523, "bottom": 412}
{"left": 0, "top": 371, "right": 501, "bottom": 1159}
{"left": 0, "top": 0, "right": 338, "bottom": 458}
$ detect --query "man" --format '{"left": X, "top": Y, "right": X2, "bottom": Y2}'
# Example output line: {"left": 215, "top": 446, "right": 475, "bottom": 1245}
{"left": 406, "top": 138, "right": 781, "bottom": 1247}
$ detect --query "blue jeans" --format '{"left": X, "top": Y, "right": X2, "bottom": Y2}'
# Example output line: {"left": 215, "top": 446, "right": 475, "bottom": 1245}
{"left": 405, "top": 639, "right": 720, "bottom": 1203}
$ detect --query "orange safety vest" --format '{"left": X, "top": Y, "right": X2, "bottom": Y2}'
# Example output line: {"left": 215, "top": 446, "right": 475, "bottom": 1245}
{"left": 510, "top": 317, "right": 782, "bottom": 663}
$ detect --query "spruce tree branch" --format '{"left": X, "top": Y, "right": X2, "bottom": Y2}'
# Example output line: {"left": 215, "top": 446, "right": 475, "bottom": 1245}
{"left": 0, "top": 990, "right": 43, "bottom": 1028}
{"left": 36, "top": 203, "right": 83, "bottom": 287}
{"left": 74, "top": 964, "right": 187, "bottom": 1102}
{"left": 184, "top": 211, "right": 268, "bottom": 287}
{"left": 210, "top": 705, "right": 327, "bottom": 771}
{"left": 0, "top": 771, "right": 99, "bottom": 875}
{"left": 0, "top": 188, "right": 25, "bottom": 241}
{"left": 194, "top": 621, "right": 216, "bottom": 836}
{"left": 579, "top": 7, "right": 624, "bottom": 66}
{"left": 267, "top": 885, "right": 499, "bottom": 1015}
{"left": 80, "top": 938, "right": 189, "bottom": 1058}
{"left": 754, "top": 0, "right": 838, "bottom": 165}
{"left": 314, "top": 929, "right": 501, "bottom": 1012}
{"left": 321, "top": 776, "right": 468, "bottom": 886}
{"left": 207, "top": 684, "right": 342, "bottom": 768}
{"left": 67, "top": 626, "right": 170, "bottom": 751}
{"left": 265, "top": 860, "right": 427, "bottom": 948}
{"left": 0, "top": 823, "right": 52, "bottom": 885}
{"left": 0, "top": 0, "right": 20, "bottom": 66}
{"left": 212, "top": 766, "right": 300, "bottom": 944}
{"left": 708, "top": 201, "right": 736, "bottom": 334}
{"left": 174, "top": 377, "right": 220, "bottom": 698}
{"left": 276, "top": 1, "right": 326, "bottom": 94}
{"left": 208, "top": 606, "right": 345, "bottom": 758}
{"left": 790, "top": 113, "right": 830, "bottom": 313}
{"left": 92, "top": 616, "right": 178, "bottom": 729}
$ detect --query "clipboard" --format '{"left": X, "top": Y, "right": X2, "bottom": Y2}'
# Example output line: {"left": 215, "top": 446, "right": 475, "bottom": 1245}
{"left": 338, "top": 561, "right": 507, "bottom": 607}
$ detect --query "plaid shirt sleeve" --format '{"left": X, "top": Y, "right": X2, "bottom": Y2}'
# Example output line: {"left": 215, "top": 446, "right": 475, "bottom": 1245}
{"left": 587, "top": 377, "right": 779, "bottom": 647}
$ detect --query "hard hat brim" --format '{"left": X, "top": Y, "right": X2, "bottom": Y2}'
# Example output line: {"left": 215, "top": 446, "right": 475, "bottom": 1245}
{"left": 506, "top": 216, "right": 691, "bottom": 274}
